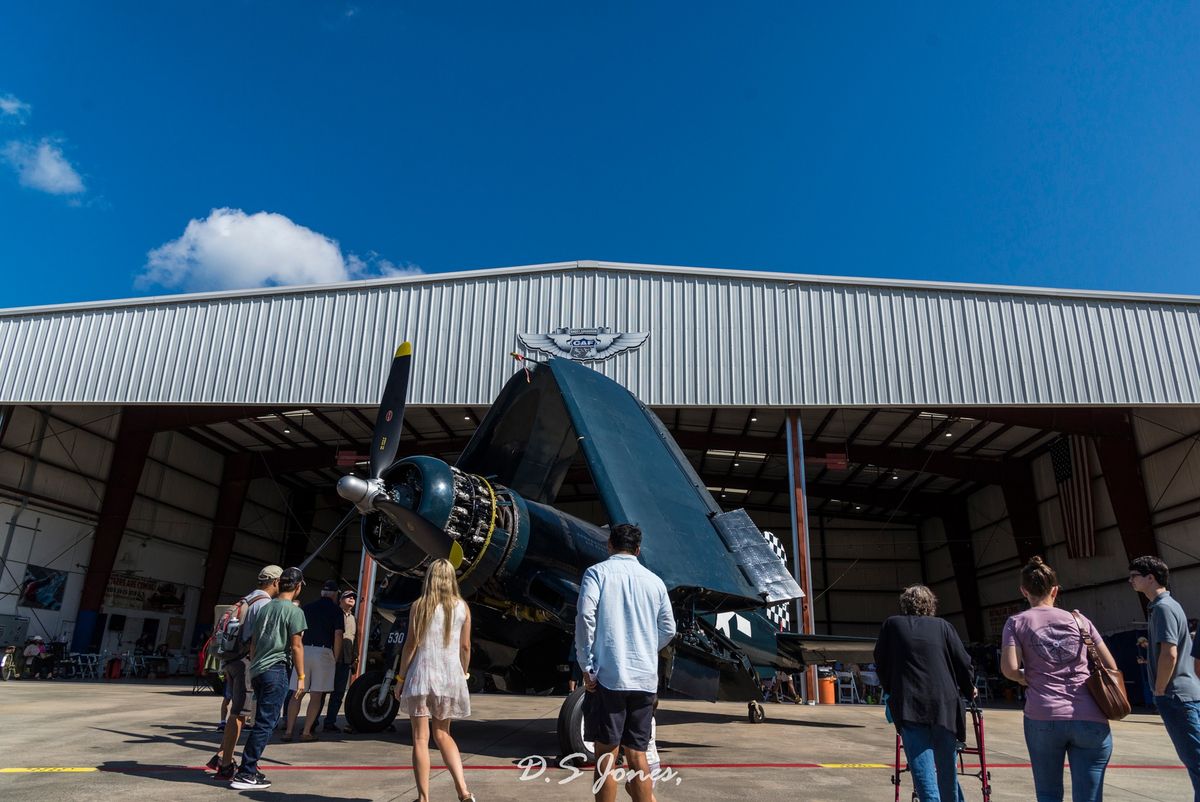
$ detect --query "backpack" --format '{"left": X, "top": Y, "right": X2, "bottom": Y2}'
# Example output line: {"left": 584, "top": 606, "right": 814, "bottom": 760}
{"left": 214, "top": 595, "right": 254, "bottom": 663}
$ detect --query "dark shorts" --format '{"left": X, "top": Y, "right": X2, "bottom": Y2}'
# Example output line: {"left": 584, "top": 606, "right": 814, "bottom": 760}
{"left": 584, "top": 684, "right": 656, "bottom": 751}
{"left": 224, "top": 659, "right": 253, "bottom": 717}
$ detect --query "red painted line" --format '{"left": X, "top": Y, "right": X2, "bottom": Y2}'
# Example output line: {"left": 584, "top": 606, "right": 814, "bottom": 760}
{"left": 149, "top": 762, "right": 1187, "bottom": 773}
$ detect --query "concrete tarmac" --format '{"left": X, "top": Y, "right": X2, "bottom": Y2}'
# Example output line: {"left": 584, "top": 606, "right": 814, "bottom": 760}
{"left": 0, "top": 680, "right": 1190, "bottom": 801}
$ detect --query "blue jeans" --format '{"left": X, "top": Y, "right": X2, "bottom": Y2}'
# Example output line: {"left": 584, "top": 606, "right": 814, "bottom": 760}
{"left": 1156, "top": 695, "right": 1200, "bottom": 801}
{"left": 901, "top": 723, "right": 964, "bottom": 802}
{"left": 1023, "top": 717, "right": 1112, "bottom": 802}
{"left": 239, "top": 663, "right": 289, "bottom": 776}
{"left": 324, "top": 660, "right": 351, "bottom": 727}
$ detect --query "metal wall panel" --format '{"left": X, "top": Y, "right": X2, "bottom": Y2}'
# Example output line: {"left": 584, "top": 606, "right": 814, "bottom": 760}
{"left": 2, "top": 262, "right": 1199, "bottom": 406}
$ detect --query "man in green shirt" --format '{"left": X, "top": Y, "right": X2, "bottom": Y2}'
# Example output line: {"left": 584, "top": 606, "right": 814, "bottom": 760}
{"left": 231, "top": 567, "right": 307, "bottom": 791}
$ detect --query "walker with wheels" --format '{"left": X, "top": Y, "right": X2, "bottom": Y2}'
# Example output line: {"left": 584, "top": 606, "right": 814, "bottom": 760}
{"left": 892, "top": 699, "right": 992, "bottom": 802}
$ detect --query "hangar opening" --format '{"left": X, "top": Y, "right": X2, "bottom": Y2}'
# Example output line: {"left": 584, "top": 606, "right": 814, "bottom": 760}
{"left": 2, "top": 261, "right": 1199, "bottom": 698}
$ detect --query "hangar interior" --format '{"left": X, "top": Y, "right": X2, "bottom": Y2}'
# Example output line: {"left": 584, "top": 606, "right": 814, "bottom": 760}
{"left": 3, "top": 397, "right": 1198, "bottom": 654}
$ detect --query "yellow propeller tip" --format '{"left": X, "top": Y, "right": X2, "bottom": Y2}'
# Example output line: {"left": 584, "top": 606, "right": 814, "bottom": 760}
{"left": 449, "top": 542, "right": 465, "bottom": 570}
{"left": 396, "top": 342, "right": 412, "bottom": 358}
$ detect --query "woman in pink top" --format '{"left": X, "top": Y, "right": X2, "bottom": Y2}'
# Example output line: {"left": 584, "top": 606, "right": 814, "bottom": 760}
{"left": 1001, "top": 557, "right": 1120, "bottom": 802}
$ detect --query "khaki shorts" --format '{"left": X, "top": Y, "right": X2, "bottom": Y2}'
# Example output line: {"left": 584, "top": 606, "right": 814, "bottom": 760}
{"left": 224, "top": 659, "right": 257, "bottom": 719}
{"left": 290, "top": 646, "right": 335, "bottom": 693}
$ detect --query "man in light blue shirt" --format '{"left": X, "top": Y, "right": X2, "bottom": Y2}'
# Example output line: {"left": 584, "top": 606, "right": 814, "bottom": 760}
{"left": 575, "top": 523, "right": 675, "bottom": 802}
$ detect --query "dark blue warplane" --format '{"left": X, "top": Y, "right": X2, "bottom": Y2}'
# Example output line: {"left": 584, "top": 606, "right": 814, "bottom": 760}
{"left": 324, "top": 346, "right": 873, "bottom": 755}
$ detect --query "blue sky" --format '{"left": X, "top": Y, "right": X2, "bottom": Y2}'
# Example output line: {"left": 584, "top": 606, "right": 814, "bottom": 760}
{"left": 2, "top": 3, "right": 1199, "bottom": 307}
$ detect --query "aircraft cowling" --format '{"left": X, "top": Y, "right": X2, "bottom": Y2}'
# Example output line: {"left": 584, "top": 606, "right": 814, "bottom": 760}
{"left": 361, "top": 455, "right": 618, "bottom": 625}
{"left": 362, "top": 455, "right": 533, "bottom": 599}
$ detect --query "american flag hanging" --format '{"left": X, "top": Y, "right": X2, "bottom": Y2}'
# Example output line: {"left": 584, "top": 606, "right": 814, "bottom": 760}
{"left": 1049, "top": 435, "right": 1096, "bottom": 558}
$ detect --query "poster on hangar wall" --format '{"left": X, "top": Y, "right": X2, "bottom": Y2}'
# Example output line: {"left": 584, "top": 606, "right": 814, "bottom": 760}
{"left": 103, "top": 572, "right": 186, "bottom": 613}
{"left": 18, "top": 564, "right": 69, "bottom": 611}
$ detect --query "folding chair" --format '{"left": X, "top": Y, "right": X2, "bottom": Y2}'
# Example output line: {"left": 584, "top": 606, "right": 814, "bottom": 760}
{"left": 836, "top": 671, "right": 861, "bottom": 703}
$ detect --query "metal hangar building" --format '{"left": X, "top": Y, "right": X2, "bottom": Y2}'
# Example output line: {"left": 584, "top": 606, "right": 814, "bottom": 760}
{"left": 1, "top": 260, "right": 1198, "bottom": 659}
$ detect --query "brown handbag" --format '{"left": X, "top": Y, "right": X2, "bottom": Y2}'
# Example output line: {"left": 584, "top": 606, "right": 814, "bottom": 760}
{"left": 1071, "top": 610, "right": 1131, "bottom": 721}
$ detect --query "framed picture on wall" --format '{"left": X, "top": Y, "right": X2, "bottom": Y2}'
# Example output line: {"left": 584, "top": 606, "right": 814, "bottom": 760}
{"left": 18, "top": 564, "right": 69, "bottom": 611}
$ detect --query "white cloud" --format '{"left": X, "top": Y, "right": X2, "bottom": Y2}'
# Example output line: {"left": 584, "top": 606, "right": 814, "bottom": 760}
{"left": 139, "top": 208, "right": 421, "bottom": 292}
{"left": 0, "top": 93, "right": 31, "bottom": 123}
{"left": 346, "top": 251, "right": 423, "bottom": 279}
{"left": 1, "top": 138, "right": 85, "bottom": 194}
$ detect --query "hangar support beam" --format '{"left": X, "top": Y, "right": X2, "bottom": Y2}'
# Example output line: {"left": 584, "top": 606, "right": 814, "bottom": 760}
{"left": 940, "top": 501, "right": 985, "bottom": 642}
{"left": 1094, "top": 413, "right": 1159, "bottom": 561}
{"left": 780, "top": 480, "right": 945, "bottom": 516}
{"left": 195, "top": 452, "right": 255, "bottom": 641}
{"left": 844, "top": 444, "right": 1007, "bottom": 485}
{"left": 1001, "top": 467, "right": 1047, "bottom": 565}
{"left": 72, "top": 409, "right": 156, "bottom": 652}
{"left": 936, "top": 408, "right": 1129, "bottom": 438}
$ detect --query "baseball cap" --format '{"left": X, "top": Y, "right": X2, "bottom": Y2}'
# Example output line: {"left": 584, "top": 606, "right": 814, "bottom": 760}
{"left": 340, "top": 589, "right": 358, "bottom": 600}
{"left": 280, "top": 566, "right": 305, "bottom": 587}
{"left": 258, "top": 564, "right": 284, "bottom": 582}
{"left": 322, "top": 579, "right": 339, "bottom": 593}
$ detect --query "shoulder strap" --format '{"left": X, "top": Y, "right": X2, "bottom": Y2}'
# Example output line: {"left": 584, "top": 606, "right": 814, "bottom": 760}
{"left": 1070, "top": 609, "right": 1094, "bottom": 644}
{"left": 220, "top": 595, "right": 254, "bottom": 629}
{"left": 1071, "top": 609, "right": 1102, "bottom": 670}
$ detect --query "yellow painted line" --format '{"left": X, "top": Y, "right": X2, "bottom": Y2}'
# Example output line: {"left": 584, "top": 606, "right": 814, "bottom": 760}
{"left": 818, "top": 763, "right": 889, "bottom": 769}
{"left": 1, "top": 768, "right": 99, "bottom": 773}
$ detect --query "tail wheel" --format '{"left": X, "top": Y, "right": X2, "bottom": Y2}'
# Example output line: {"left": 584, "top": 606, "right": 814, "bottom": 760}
{"left": 345, "top": 670, "right": 400, "bottom": 733}
{"left": 748, "top": 700, "right": 766, "bottom": 723}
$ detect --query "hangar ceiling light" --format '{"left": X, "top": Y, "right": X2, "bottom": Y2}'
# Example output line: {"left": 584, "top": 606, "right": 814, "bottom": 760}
{"left": 705, "top": 449, "right": 767, "bottom": 461}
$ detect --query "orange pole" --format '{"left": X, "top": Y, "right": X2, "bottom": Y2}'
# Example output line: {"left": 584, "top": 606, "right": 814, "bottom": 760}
{"left": 785, "top": 411, "right": 819, "bottom": 701}
{"left": 352, "top": 551, "right": 375, "bottom": 681}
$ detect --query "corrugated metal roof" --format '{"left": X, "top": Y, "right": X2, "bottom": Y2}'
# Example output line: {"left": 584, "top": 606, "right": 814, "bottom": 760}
{"left": 2, "top": 261, "right": 1199, "bottom": 407}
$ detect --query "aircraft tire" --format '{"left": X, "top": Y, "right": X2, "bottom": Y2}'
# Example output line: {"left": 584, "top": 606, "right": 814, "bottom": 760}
{"left": 748, "top": 700, "right": 765, "bottom": 723}
{"left": 556, "top": 687, "right": 596, "bottom": 764}
{"left": 345, "top": 670, "right": 400, "bottom": 733}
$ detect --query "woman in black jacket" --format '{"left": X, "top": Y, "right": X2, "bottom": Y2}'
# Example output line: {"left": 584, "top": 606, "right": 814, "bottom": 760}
{"left": 875, "top": 585, "right": 975, "bottom": 802}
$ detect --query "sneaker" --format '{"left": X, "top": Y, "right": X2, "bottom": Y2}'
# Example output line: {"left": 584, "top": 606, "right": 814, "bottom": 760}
{"left": 230, "top": 770, "right": 271, "bottom": 790}
{"left": 214, "top": 763, "right": 236, "bottom": 781}
{"left": 205, "top": 754, "right": 222, "bottom": 771}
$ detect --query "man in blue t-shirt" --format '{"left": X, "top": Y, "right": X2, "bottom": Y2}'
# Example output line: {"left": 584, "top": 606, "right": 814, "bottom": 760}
{"left": 1130, "top": 555, "right": 1200, "bottom": 800}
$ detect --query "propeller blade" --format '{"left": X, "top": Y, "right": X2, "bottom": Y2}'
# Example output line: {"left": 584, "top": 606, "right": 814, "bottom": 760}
{"left": 370, "top": 342, "right": 413, "bottom": 480}
{"left": 375, "top": 499, "right": 464, "bottom": 569}
{"left": 298, "top": 508, "right": 358, "bottom": 571}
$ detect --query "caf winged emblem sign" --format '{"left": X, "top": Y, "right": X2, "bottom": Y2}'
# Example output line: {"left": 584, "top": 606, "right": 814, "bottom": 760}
{"left": 518, "top": 326, "right": 649, "bottom": 362}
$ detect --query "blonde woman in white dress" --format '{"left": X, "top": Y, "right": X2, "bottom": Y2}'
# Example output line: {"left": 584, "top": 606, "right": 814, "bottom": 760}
{"left": 394, "top": 558, "right": 476, "bottom": 802}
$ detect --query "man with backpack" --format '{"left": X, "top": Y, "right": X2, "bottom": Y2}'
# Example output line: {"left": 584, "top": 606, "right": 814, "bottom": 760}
{"left": 205, "top": 565, "right": 282, "bottom": 781}
{"left": 231, "top": 566, "right": 308, "bottom": 790}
